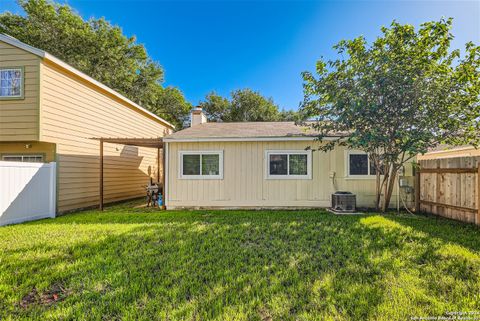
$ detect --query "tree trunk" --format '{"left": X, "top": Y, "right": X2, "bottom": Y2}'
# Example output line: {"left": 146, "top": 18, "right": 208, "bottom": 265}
{"left": 382, "top": 167, "right": 397, "bottom": 212}
{"left": 372, "top": 156, "right": 385, "bottom": 211}
{"left": 375, "top": 172, "right": 382, "bottom": 211}
{"left": 381, "top": 170, "right": 389, "bottom": 212}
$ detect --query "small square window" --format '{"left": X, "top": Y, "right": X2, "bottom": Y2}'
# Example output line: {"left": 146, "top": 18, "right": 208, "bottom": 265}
{"left": 348, "top": 152, "right": 379, "bottom": 176}
{"left": 349, "top": 154, "right": 369, "bottom": 175}
{"left": 0, "top": 68, "right": 23, "bottom": 99}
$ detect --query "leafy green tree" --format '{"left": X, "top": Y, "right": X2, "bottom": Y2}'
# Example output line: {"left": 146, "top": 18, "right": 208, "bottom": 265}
{"left": 228, "top": 89, "right": 280, "bottom": 121}
{"left": 152, "top": 87, "right": 192, "bottom": 129}
{"left": 200, "top": 89, "right": 297, "bottom": 122}
{"left": 300, "top": 18, "right": 480, "bottom": 211}
{"left": 200, "top": 92, "right": 231, "bottom": 121}
{"left": 0, "top": 0, "right": 190, "bottom": 128}
{"left": 279, "top": 109, "right": 299, "bottom": 121}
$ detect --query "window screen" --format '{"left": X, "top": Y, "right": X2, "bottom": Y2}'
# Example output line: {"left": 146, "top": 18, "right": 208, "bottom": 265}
{"left": 289, "top": 154, "right": 308, "bottom": 175}
{"left": 201, "top": 154, "right": 220, "bottom": 175}
{"left": 269, "top": 154, "right": 288, "bottom": 175}
{"left": 349, "top": 154, "right": 369, "bottom": 175}
{"left": 182, "top": 154, "right": 201, "bottom": 175}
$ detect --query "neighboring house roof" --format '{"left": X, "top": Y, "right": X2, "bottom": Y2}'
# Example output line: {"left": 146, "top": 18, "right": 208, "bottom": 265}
{"left": 0, "top": 33, "right": 174, "bottom": 129}
{"left": 164, "top": 122, "right": 346, "bottom": 142}
{"left": 418, "top": 145, "right": 480, "bottom": 160}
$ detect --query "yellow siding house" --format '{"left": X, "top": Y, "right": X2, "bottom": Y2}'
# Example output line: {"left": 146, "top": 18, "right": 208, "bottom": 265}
{"left": 0, "top": 34, "right": 174, "bottom": 213}
{"left": 163, "top": 108, "right": 415, "bottom": 209}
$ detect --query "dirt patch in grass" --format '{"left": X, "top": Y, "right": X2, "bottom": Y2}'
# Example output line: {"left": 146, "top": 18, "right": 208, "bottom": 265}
{"left": 19, "top": 283, "right": 70, "bottom": 309}
{"left": 259, "top": 307, "right": 273, "bottom": 321}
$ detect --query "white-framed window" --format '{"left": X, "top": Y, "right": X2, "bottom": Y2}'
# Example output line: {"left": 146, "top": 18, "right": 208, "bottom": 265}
{"left": 179, "top": 151, "right": 223, "bottom": 179}
{"left": 346, "top": 150, "right": 378, "bottom": 178}
{"left": 0, "top": 67, "right": 23, "bottom": 99}
{"left": 265, "top": 150, "right": 312, "bottom": 179}
{"left": 2, "top": 154, "right": 43, "bottom": 162}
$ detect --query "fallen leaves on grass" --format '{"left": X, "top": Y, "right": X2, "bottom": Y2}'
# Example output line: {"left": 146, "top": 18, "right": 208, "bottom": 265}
{"left": 19, "top": 283, "right": 70, "bottom": 309}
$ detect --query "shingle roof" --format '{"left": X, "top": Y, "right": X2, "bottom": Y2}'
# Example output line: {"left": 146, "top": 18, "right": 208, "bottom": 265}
{"left": 164, "top": 122, "right": 346, "bottom": 141}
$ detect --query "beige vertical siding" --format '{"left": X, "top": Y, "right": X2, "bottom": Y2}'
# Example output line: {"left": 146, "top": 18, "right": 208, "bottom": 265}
{"left": 0, "top": 41, "right": 40, "bottom": 141}
{"left": 40, "top": 60, "right": 172, "bottom": 213}
{"left": 166, "top": 141, "right": 414, "bottom": 209}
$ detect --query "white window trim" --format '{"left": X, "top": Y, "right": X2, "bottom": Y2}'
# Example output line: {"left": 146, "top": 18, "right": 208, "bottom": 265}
{"left": 0, "top": 67, "right": 24, "bottom": 99}
{"left": 265, "top": 150, "right": 312, "bottom": 180}
{"left": 2, "top": 154, "right": 44, "bottom": 162}
{"left": 178, "top": 150, "right": 224, "bottom": 180}
{"left": 345, "top": 150, "right": 376, "bottom": 180}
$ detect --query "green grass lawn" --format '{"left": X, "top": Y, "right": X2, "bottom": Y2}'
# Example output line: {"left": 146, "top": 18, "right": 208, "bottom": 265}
{"left": 1, "top": 201, "right": 479, "bottom": 321}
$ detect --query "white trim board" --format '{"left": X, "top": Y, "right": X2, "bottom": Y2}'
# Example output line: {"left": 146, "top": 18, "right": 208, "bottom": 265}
{"left": 0, "top": 33, "right": 175, "bottom": 129}
{"left": 164, "top": 136, "right": 342, "bottom": 143}
{"left": 164, "top": 142, "right": 169, "bottom": 208}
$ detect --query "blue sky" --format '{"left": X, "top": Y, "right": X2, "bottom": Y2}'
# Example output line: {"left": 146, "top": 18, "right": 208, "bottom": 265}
{"left": 2, "top": 1, "right": 479, "bottom": 111}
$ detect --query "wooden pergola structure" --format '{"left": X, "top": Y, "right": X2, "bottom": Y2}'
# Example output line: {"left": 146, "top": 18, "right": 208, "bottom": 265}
{"left": 91, "top": 137, "right": 165, "bottom": 210}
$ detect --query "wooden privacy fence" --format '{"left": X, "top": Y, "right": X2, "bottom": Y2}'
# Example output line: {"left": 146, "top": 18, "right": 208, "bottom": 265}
{"left": 415, "top": 156, "right": 480, "bottom": 225}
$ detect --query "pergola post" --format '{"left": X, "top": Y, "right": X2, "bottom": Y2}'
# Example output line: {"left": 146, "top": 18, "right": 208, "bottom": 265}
{"left": 157, "top": 147, "right": 161, "bottom": 183}
{"left": 99, "top": 138, "right": 104, "bottom": 211}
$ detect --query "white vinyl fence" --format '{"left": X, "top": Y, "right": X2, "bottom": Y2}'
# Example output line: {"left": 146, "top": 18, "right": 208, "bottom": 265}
{"left": 0, "top": 161, "right": 56, "bottom": 226}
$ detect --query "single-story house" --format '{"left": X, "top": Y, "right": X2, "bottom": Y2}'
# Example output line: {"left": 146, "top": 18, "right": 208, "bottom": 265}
{"left": 163, "top": 108, "right": 415, "bottom": 209}
{"left": 0, "top": 34, "right": 173, "bottom": 215}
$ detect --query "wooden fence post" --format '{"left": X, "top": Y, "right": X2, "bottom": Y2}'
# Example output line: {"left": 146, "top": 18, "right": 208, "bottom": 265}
{"left": 415, "top": 169, "right": 420, "bottom": 213}
{"left": 477, "top": 165, "right": 480, "bottom": 225}
{"left": 435, "top": 160, "right": 441, "bottom": 216}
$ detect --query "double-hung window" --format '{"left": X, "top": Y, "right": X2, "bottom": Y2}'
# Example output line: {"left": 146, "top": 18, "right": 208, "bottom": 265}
{"left": 346, "top": 151, "right": 379, "bottom": 177}
{"left": 179, "top": 151, "right": 223, "bottom": 179}
{"left": 266, "top": 150, "right": 312, "bottom": 179}
{"left": 0, "top": 67, "right": 23, "bottom": 99}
